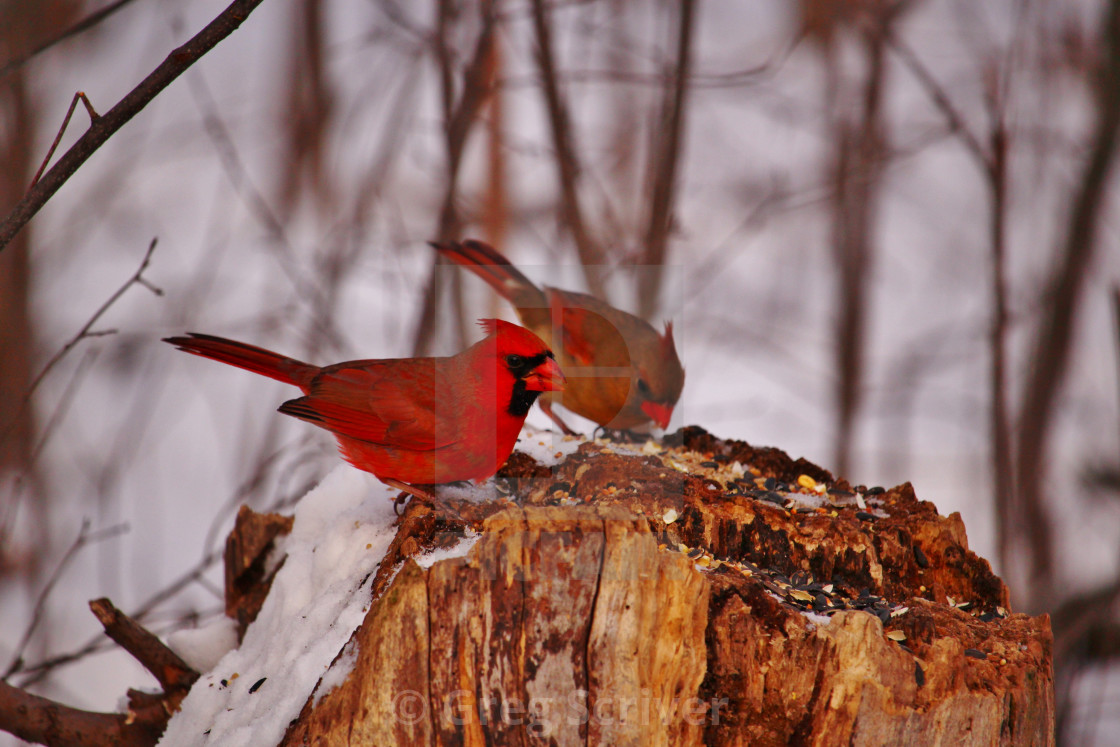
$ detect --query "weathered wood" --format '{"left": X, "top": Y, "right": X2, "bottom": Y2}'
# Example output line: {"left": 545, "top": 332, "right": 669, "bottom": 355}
{"left": 88, "top": 597, "right": 198, "bottom": 694}
{"left": 283, "top": 504, "right": 713, "bottom": 746}
{"left": 284, "top": 561, "right": 432, "bottom": 745}
{"left": 0, "top": 679, "right": 162, "bottom": 747}
{"left": 224, "top": 505, "right": 293, "bottom": 638}
{"left": 279, "top": 427, "right": 1055, "bottom": 745}
{"left": 702, "top": 575, "right": 1051, "bottom": 745}
{"left": 587, "top": 509, "right": 709, "bottom": 746}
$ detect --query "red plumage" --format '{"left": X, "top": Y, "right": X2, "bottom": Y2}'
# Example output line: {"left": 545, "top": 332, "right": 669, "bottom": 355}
{"left": 164, "top": 320, "right": 563, "bottom": 497}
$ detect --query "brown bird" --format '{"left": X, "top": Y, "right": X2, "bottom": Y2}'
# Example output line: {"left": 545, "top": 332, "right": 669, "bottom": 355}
{"left": 432, "top": 239, "right": 684, "bottom": 434}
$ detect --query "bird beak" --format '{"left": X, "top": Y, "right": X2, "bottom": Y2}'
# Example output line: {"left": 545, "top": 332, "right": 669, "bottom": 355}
{"left": 523, "top": 357, "right": 565, "bottom": 392}
{"left": 640, "top": 400, "right": 674, "bottom": 430}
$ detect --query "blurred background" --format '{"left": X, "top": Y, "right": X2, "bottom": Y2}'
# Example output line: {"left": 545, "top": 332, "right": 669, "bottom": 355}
{"left": 1, "top": 0, "right": 1119, "bottom": 743}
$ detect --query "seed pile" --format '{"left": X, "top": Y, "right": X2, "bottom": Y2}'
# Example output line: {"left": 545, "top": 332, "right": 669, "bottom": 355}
{"left": 516, "top": 431, "right": 1010, "bottom": 642}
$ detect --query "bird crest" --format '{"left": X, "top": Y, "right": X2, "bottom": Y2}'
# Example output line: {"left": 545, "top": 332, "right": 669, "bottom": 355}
{"left": 477, "top": 318, "right": 508, "bottom": 336}
{"left": 661, "top": 321, "right": 679, "bottom": 359}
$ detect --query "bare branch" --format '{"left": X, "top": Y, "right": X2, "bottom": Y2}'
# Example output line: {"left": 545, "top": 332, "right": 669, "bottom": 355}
{"left": 0, "top": 239, "right": 160, "bottom": 458}
{"left": 3, "top": 521, "right": 128, "bottom": 679}
{"left": 89, "top": 598, "right": 199, "bottom": 693}
{"left": 277, "top": 0, "right": 335, "bottom": 214}
{"left": 530, "top": 0, "right": 607, "bottom": 299}
{"left": 638, "top": 0, "right": 698, "bottom": 321}
{"left": 437, "top": 0, "right": 497, "bottom": 238}
{"left": 828, "top": 11, "right": 894, "bottom": 479}
{"left": 0, "top": 0, "right": 141, "bottom": 79}
{"left": 1114, "top": 286, "right": 1120, "bottom": 462}
{"left": 987, "top": 99, "right": 1014, "bottom": 577}
{"left": 0, "top": 0, "right": 269, "bottom": 253}
{"left": 885, "top": 31, "right": 990, "bottom": 170}
{"left": 412, "top": 0, "right": 498, "bottom": 356}
{"left": 0, "top": 679, "right": 158, "bottom": 747}
{"left": 14, "top": 547, "right": 223, "bottom": 688}
{"left": 1016, "top": 0, "right": 1120, "bottom": 599}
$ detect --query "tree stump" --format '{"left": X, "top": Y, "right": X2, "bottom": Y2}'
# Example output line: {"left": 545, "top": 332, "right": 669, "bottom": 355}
{"left": 273, "top": 427, "right": 1053, "bottom": 746}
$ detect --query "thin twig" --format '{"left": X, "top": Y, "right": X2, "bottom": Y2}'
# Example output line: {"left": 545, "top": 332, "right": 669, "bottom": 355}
{"left": 884, "top": 30, "right": 990, "bottom": 170}
{"left": 28, "top": 349, "right": 99, "bottom": 469}
{"left": 5, "top": 238, "right": 161, "bottom": 441}
{"left": 0, "top": 0, "right": 142, "bottom": 80}
{"left": 638, "top": 0, "right": 698, "bottom": 321}
{"left": 14, "top": 547, "right": 222, "bottom": 687}
{"left": 529, "top": 0, "right": 607, "bottom": 299}
{"left": 0, "top": 0, "right": 269, "bottom": 253}
{"left": 186, "top": 73, "right": 344, "bottom": 350}
{"left": 2, "top": 521, "right": 129, "bottom": 679}
{"left": 30, "top": 91, "right": 99, "bottom": 187}
{"left": 411, "top": 0, "right": 498, "bottom": 356}
{"left": 0, "top": 239, "right": 160, "bottom": 548}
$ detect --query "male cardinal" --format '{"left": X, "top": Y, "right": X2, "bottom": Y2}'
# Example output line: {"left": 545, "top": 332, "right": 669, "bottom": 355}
{"left": 432, "top": 240, "right": 684, "bottom": 434}
{"left": 163, "top": 319, "right": 564, "bottom": 500}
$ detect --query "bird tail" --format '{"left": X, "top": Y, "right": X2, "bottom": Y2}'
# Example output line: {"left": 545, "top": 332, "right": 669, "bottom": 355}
{"left": 163, "top": 333, "right": 316, "bottom": 389}
{"left": 430, "top": 240, "right": 548, "bottom": 308}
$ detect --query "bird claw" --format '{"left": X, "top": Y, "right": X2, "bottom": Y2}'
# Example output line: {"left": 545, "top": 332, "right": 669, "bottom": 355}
{"left": 385, "top": 478, "right": 436, "bottom": 515}
{"left": 393, "top": 492, "right": 411, "bottom": 516}
{"left": 592, "top": 426, "right": 648, "bottom": 444}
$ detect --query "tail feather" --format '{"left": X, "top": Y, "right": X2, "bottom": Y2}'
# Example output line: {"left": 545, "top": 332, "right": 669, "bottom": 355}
{"left": 163, "top": 333, "right": 316, "bottom": 388}
{"left": 430, "top": 240, "right": 547, "bottom": 308}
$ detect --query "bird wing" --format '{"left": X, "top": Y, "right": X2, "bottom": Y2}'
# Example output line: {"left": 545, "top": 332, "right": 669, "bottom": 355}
{"left": 278, "top": 361, "right": 459, "bottom": 451}
{"left": 549, "top": 290, "right": 632, "bottom": 368}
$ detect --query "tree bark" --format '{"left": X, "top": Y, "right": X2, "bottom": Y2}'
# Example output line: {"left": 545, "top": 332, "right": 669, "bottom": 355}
{"left": 281, "top": 428, "right": 1053, "bottom": 746}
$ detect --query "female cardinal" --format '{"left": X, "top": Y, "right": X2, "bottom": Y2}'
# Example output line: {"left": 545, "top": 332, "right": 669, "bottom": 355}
{"left": 432, "top": 240, "right": 684, "bottom": 434}
{"left": 163, "top": 319, "right": 564, "bottom": 500}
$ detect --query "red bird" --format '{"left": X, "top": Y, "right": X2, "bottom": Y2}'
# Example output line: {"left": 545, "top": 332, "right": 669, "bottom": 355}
{"left": 163, "top": 320, "right": 564, "bottom": 500}
{"left": 432, "top": 240, "right": 684, "bottom": 434}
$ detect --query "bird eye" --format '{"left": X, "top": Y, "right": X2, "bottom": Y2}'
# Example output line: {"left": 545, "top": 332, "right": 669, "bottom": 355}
{"left": 636, "top": 378, "right": 651, "bottom": 395}
{"left": 505, "top": 354, "right": 525, "bottom": 369}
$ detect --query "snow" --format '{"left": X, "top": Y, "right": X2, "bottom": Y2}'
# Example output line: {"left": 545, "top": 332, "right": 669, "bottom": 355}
{"left": 415, "top": 529, "right": 480, "bottom": 569}
{"left": 515, "top": 425, "right": 586, "bottom": 466}
{"left": 150, "top": 428, "right": 589, "bottom": 744}
{"left": 157, "top": 466, "right": 401, "bottom": 746}
{"left": 166, "top": 616, "right": 239, "bottom": 674}
{"left": 431, "top": 480, "right": 505, "bottom": 504}
{"left": 799, "top": 610, "right": 835, "bottom": 629}
{"left": 310, "top": 639, "right": 359, "bottom": 708}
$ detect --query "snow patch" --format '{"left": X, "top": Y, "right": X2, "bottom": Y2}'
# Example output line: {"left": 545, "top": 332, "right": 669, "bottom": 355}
{"left": 157, "top": 466, "right": 400, "bottom": 747}
{"left": 166, "top": 616, "right": 239, "bottom": 674}
{"left": 311, "top": 639, "right": 359, "bottom": 707}
{"left": 800, "top": 610, "right": 835, "bottom": 628}
{"left": 515, "top": 425, "right": 585, "bottom": 466}
{"left": 414, "top": 529, "right": 480, "bottom": 569}
{"left": 433, "top": 480, "right": 504, "bottom": 503}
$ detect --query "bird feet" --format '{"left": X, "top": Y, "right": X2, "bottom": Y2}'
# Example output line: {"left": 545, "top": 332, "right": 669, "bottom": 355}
{"left": 384, "top": 478, "right": 436, "bottom": 515}
{"left": 591, "top": 425, "right": 651, "bottom": 444}
{"left": 539, "top": 400, "right": 578, "bottom": 436}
